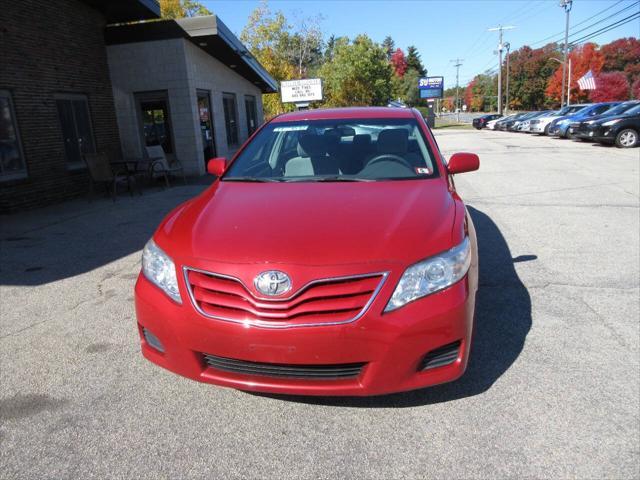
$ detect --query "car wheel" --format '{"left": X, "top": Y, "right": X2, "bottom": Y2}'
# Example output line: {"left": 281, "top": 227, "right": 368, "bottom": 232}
{"left": 543, "top": 124, "right": 550, "bottom": 136}
{"left": 615, "top": 129, "right": 638, "bottom": 148}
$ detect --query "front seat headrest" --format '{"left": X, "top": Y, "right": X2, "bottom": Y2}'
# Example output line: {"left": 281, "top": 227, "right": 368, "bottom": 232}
{"left": 352, "top": 134, "right": 371, "bottom": 150}
{"left": 297, "top": 134, "right": 326, "bottom": 157}
{"left": 376, "top": 129, "right": 408, "bottom": 154}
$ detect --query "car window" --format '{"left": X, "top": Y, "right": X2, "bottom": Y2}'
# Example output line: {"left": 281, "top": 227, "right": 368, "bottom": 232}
{"left": 624, "top": 104, "right": 640, "bottom": 116}
{"left": 224, "top": 118, "right": 439, "bottom": 182}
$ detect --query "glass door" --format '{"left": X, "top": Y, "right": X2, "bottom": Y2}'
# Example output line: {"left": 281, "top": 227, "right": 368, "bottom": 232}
{"left": 135, "top": 91, "right": 173, "bottom": 155}
{"left": 197, "top": 90, "right": 216, "bottom": 165}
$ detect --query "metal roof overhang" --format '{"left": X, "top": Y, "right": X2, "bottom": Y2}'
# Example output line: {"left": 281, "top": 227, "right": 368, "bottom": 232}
{"left": 105, "top": 16, "right": 278, "bottom": 93}
{"left": 81, "top": 0, "right": 160, "bottom": 23}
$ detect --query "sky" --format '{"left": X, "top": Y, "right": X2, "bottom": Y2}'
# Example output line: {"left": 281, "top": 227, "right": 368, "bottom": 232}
{"left": 203, "top": 0, "right": 640, "bottom": 88}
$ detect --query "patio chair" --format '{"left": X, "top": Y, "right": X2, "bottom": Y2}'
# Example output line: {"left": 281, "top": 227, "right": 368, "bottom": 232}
{"left": 144, "top": 145, "right": 186, "bottom": 188}
{"left": 84, "top": 152, "right": 132, "bottom": 202}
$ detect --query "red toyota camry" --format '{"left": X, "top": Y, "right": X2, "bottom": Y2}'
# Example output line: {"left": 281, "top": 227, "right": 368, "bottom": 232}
{"left": 135, "top": 107, "right": 479, "bottom": 396}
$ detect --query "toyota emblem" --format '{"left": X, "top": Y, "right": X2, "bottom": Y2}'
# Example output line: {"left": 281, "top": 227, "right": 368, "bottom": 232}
{"left": 254, "top": 271, "right": 292, "bottom": 296}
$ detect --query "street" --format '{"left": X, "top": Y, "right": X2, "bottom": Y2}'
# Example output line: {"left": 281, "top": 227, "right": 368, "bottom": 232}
{"left": 1, "top": 130, "right": 639, "bottom": 479}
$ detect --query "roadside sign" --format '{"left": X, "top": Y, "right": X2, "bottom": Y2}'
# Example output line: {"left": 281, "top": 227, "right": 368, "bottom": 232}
{"left": 281, "top": 78, "right": 323, "bottom": 104}
{"left": 418, "top": 76, "right": 444, "bottom": 99}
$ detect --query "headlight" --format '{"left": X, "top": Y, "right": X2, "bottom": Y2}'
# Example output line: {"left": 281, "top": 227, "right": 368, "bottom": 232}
{"left": 602, "top": 119, "right": 621, "bottom": 126}
{"left": 142, "top": 239, "right": 182, "bottom": 303}
{"left": 385, "top": 237, "right": 471, "bottom": 312}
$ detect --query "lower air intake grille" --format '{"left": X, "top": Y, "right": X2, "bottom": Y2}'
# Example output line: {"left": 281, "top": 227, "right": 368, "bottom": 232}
{"left": 419, "top": 341, "right": 461, "bottom": 371}
{"left": 202, "top": 353, "right": 365, "bottom": 380}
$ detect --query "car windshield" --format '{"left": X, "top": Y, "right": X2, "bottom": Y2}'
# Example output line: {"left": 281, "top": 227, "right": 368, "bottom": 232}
{"left": 566, "top": 105, "right": 588, "bottom": 115}
{"left": 223, "top": 118, "right": 439, "bottom": 182}
{"left": 602, "top": 103, "right": 635, "bottom": 116}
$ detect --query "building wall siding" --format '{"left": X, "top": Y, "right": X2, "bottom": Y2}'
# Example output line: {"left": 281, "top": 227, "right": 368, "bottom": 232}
{"left": 0, "top": 0, "right": 122, "bottom": 212}
{"left": 107, "top": 38, "right": 265, "bottom": 176}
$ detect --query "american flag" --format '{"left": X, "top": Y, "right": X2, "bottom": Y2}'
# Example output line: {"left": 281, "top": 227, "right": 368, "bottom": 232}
{"left": 577, "top": 70, "right": 597, "bottom": 90}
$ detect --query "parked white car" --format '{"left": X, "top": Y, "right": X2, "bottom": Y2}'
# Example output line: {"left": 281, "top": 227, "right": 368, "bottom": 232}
{"left": 486, "top": 118, "right": 500, "bottom": 130}
{"left": 530, "top": 106, "right": 584, "bottom": 135}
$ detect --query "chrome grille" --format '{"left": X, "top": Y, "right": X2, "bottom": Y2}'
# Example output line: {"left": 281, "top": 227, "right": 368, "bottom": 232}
{"left": 184, "top": 268, "right": 387, "bottom": 328}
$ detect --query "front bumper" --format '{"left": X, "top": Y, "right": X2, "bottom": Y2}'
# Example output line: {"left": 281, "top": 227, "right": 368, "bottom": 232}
{"left": 583, "top": 125, "right": 616, "bottom": 143}
{"left": 530, "top": 122, "right": 547, "bottom": 133}
{"left": 134, "top": 262, "right": 477, "bottom": 396}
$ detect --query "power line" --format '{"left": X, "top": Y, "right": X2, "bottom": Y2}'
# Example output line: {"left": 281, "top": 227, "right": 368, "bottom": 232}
{"left": 530, "top": 0, "right": 625, "bottom": 46}
{"left": 570, "top": 11, "right": 640, "bottom": 45}
{"left": 531, "top": 0, "right": 637, "bottom": 46}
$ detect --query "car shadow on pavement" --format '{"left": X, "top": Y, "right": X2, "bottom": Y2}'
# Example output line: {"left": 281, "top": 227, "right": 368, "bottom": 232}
{"left": 0, "top": 185, "right": 207, "bottom": 286}
{"left": 253, "top": 207, "right": 533, "bottom": 407}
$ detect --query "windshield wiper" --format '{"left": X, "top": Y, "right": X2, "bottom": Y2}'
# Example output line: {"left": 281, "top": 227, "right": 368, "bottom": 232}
{"left": 222, "top": 176, "right": 281, "bottom": 183}
{"left": 282, "top": 176, "right": 375, "bottom": 183}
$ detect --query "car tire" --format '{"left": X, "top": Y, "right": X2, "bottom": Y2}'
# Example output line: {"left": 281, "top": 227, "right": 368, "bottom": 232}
{"left": 543, "top": 124, "right": 550, "bottom": 136}
{"left": 615, "top": 129, "right": 638, "bottom": 148}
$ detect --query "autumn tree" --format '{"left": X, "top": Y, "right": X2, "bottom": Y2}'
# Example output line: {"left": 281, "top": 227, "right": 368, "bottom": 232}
{"left": 406, "top": 46, "right": 426, "bottom": 76}
{"left": 546, "top": 43, "right": 604, "bottom": 105}
{"left": 632, "top": 78, "right": 640, "bottom": 99}
{"left": 241, "top": 2, "right": 323, "bottom": 116}
{"left": 589, "top": 72, "right": 630, "bottom": 102}
{"left": 600, "top": 37, "right": 640, "bottom": 85}
{"left": 505, "top": 43, "right": 561, "bottom": 110}
{"left": 463, "top": 79, "right": 476, "bottom": 111}
{"left": 390, "top": 48, "right": 408, "bottom": 77}
{"left": 159, "top": 0, "right": 211, "bottom": 18}
{"left": 319, "top": 35, "right": 392, "bottom": 107}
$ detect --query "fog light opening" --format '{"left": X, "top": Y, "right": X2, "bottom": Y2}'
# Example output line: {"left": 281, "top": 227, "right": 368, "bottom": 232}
{"left": 419, "top": 340, "right": 461, "bottom": 371}
{"left": 142, "top": 327, "right": 165, "bottom": 353}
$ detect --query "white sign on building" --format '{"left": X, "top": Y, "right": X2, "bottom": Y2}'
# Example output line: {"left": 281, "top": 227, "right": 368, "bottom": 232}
{"left": 280, "top": 78, "right": 323, "bottom": 104}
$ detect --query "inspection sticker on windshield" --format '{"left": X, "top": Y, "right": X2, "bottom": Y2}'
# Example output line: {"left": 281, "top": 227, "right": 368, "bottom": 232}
{"left": 273, "top": 126, "right": 308, "bottom": 132}
{"left": 415, "top": 167, "right": 432, "bottom": 175}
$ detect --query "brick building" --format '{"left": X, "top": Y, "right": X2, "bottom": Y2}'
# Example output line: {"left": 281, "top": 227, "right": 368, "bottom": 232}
{"left": 0, "top": 1, "right": 276, "bottom": 211}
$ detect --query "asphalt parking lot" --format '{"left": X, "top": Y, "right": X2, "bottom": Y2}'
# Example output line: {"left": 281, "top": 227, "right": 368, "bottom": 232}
{"left": 1, "top": 130, "right": 638, "bottom": 479}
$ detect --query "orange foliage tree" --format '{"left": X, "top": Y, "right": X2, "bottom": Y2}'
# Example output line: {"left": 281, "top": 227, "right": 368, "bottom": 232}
{"left": 545, "top": 43, "right": 604, "bottom": 104}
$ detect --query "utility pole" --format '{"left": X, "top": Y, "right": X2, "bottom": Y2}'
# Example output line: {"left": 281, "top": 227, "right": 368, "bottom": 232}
{"left": 560, "top": 0, "right": 573, "bottom": 107}
{"left": 567, "top": 58, "right": 572, "bottom": 106}
{"left": 450, "top": 58, "right": 463, "bottom": 122}
{"left": 488, "top": 25, "right": 515, "bottom": 115}
{"left": 504, "top": 42, "right": 511, "bottom": 115}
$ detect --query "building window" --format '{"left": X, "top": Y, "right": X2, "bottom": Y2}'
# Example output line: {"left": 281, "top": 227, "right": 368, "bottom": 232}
{"left": 0, "top": 90, "right": 27, "bottom": 180}
{"left": 245, "top": 95, "right": 258, "bottom": 136}
{"left": 135, "top": 91, "right": 174, "bottom": 154}
{"left": 222, "top": 93, "right": 238, "bottom": 147}
{"left": 55, "top": 94, "right": 96, "bottom": 167}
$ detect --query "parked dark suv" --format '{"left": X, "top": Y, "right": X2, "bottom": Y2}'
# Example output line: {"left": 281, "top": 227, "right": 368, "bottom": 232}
{"left": 472, "top": 114, "right": 501, "bottom": 129}
{"left": 571, "top": 101, "right": 640, "bottom": 142}
{"left": 582, "top": 103, "right": 640, "bottom": 148}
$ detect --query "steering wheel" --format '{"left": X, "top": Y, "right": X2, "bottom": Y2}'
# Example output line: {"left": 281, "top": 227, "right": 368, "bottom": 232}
{"left": 366, "top": 154, "right": 413, "bottom": 170}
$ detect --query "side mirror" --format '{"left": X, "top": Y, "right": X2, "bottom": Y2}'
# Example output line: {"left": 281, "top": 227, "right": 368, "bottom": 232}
{"left": 207, "top": 157, "right": 227, "bottom": 176}
{"left": 447, "top": 152, "right": 479, "bottom": 175}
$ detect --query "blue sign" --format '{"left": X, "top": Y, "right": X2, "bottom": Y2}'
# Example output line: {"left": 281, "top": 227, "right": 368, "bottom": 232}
{"left": 418, "top": 76, "right": 444, "bottom": 99}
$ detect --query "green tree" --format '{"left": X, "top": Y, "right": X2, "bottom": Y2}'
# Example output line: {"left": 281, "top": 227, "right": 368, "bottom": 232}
{"left": 382, "top": 36, "right": 395, "bottom": 60}
{"left": 241, "top": 2, "right": 296, "bottom": 116}
{"left": 159, "top": 0, "right": 211, "bottom": 19}
{"left": 320, "top": 35, "right": 392, "bottom": 107}
{"left": 391, "top": 68, "right": 421, "bottom": 106}
{"left": 406, "top": 46, "right": 426, "bottom": 76}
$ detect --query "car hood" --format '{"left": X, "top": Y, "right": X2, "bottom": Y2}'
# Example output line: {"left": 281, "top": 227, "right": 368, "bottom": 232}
{"left": 592, "top": 113, "right": 639, "bottom": 125}
{"left": 157, "top": 180, "right": 457, "bottom": 268}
